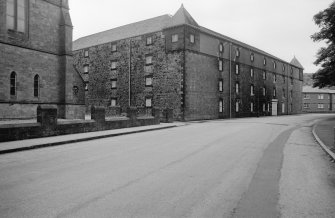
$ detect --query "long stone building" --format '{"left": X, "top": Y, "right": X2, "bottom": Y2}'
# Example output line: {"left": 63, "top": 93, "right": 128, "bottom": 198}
{"left": 73, "top": 5, "right": 303, "bottom": 121}
{"left": 0, "top": 0, "right": 85, "bottom": 120}
{"left": 302, "top": 86, "right": 335, "bottom": 113}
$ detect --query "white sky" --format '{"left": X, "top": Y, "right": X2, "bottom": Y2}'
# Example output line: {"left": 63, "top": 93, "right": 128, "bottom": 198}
{"left": 69, "top": 0, "right": 333, "bottom": 73}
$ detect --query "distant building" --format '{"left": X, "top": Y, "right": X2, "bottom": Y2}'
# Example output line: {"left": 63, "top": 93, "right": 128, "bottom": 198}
{"left": 302, "top": 86, "right": 335, "bottom": 113}
{"left": 73, "top": 5, "right": 303, "bottom": 121}
{"left": 0, "top": 0, "right": 85, "bottom": 120}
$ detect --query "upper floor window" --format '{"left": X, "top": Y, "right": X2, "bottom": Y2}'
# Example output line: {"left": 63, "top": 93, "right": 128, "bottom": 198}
{"left": 262, "top": 87, "right": 266, "bottom": 96}
{"left": 146, "top": 36, "right": 153, "bottom": 45}
{"left": 83, "top": 65, "right": 89, "bottom": 73}
{"left": 263, "top": 57, "right": 267, "bottom": 66}
{"left": 219, "top": 79, "right": 223, "bottom": 92}
{"left": 84, "top": 82, "right": 89, "bottom": 91}
{"left": 250, "top": 84, "right": 254, "bottom": 96}
{"left": 235, "top": 64, "right": 239, "bottom": 75}
{"left": 250, "top": 68, "right": 254, "bottom": 77}
{"left": 273, "top": 74, "right": 277, "bottom": 83}
{"left": 263, "top": 71, "right": 266, "bottom": 80}
{"left": 318, "top": 94, "right": 324, "bottom": 100}
{"left": 111, "top": 79, "right": 117, "bottom": 89}
{"left": 219, "top": 59, "right": 223, "bottom": 71}
{"left": 282, "top": 64, "right": 285, "bottom": 72}
{"left": 10, "top": 71, "right": 16, "bottom": 96}
{"left": 219, "top": 43, "right": 224, "bottom": 53}
{"left": 145, "top": 55, "right": 153, "bottom": 65}
{"left": 145, "top": 97, "right": 152, "bottom": 108}
{"left": 304, "top": 93, "right": 310, "bottom": 99}
{"left": 190, "top": 34, "right": 195, "bottom": 43}
{"left": 34, "top": 74, "right": 39, "bottom": 97}
{"left": 84, "top": 50, "right": 89, "bottom": 57}
{"left": 235, "top": 82, "right": 240, "bottom": 94}
{"left": 145, "top": 76, "right": 153, "bottom": 87}
{"left": 236, "top": 48, "right": 240, "bottom": 57}
{"left": 283, "top": 89, "right": 286, "bottom": 98}
{"left": 283, "top": 75, "right": 286, "bottom": 83}
{"left": 7, "top": 0, "right": 27, "bottom": 33}
{"left": 250, "top": 53, "right": 254, "bottom": 62}
{"left": 273, "top": 61, "right": 277, "bottom": 69}
{"left": 172, "top": 34, "right": 178, "bottom": 42}
{"left": 273, "top": 88, "right": 276, "bottom": 97}
{"left": 111, "top": 61, "right": 117, "bottom": 70}
{"left": 111, "top": 43, "right": 117, "bottom": 52}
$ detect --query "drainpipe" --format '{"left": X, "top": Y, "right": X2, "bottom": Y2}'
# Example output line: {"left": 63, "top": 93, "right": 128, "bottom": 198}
{"left": 128, "top": 39, "right": 131, "bottom": 107}
{"left": 229, "top": 42, "right": 232, "bottom": 119}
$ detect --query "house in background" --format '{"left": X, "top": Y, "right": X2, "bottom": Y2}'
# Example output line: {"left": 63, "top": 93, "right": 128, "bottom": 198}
{"left": 0, "top": 0, "right": 85, "bottom": 120}
{"left": 302, "top": 86, "right": 335, "bottom": 113}
{"left": 73, "top": 5, "right": 303, "bottom": 121}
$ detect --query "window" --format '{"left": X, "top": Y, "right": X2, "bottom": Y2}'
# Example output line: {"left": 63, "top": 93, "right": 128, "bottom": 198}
{"left": 235, "top": 64, "right": 239, "bottom": 75}
{"left": 273, "top": 61, "right": 276, "bottom": 69}
{"left": 263, "top": 57, "right": 267, "bottom": 66}
{"left": 219, "top": 59, "right": 223, "bottom": 71}
{"left": 262, "top": 87, "right": 266, "bottom": 96}
{"left": 283, "top": 89, "right": 286, "bottom": 98}
{"left": 282, "top": 103, "right": 285, "bottom": 113}
{"left": 304, "top": 103, "right": 310, "bottom": 109}
{"left": 219, "top": 79, "right": 223, "bottom": 92}
{"left": 172, "top": 34, "right": 178, "bottom": 42}
{"left": 282, "top": 64, "right": 285, "bottom": 72}
{"left": 7, "top": 0, "right": 27, "bottom": 32}
{"left": 145, "top": 97, "right": 152, "bottom": 107}
{"left": 236, "top": 48, "right": 240, "bottom": 57}
{"left": 146, "top": 36, "right": 153, "bottom": 45}
{"left": 145, "top": 55, "right": 153, "bottom": 65}
{"left": 111, "top": 79, "right": 117, "bottom": 89}
{"left": 83, "top": 65, "right": 89, "bottom": 73}
{"left": 34, "top": 74, "right": 39, "bottom": 97}
{"left": 318, "top": 104, "right": 324, "bottom": 109}
{"left": 111, "top": 61, "right": 117, "bottom": 70}
{"left": 219, "top": 99, "right": 223, "bottom": 113}
{"left": 268, "top": 103, "right": 270, "bottom": 112}
{"left": 250, "top": 68, "right": 254, "bottom": 77}
{"left": 273, "top": 88, "right": 276, "bottom": 97}
{"left": 304, "top": 93, "right": 310, "bottom": 99}
{"left": 84, "top": 50, "right": 89, "bottom": 57}
{"left": 84, "top": 82, "right": 89, "bottom": 91}
{"left": 290, "top": 77, "right": 293, "bottom": 85}
{"left": 236, "top": 100, "right": 239, "bottom": 112}
{"left": 190, "top": 34, "right": 195, "bottom": 43}
{"left": 318, "top": 94, "right": 324, "bottom": 100}
{"left": 111, "top": 98, "right": 117, "bottom": 107}
{"left": 283, "top": 75, "right": 285, "bottom": 83}
{"left": 219, "top": 43, "right": 224, "bottom": 53}
{"left": 290, "top": 90, "right": 293, "bottom": 100}
{"left": 251, "top": 102, "right": 254, "bottom": 112}
{"left": 111, "top": 43, "right": 117, "bottom": 52}
{"left": 263, "top": 71, "right": 266, "bottom": 80}
{"left": 235, "top": 82, "right": 239, "bottom": 94}
{"left": 250, "top": 53, "right": 254, "bottom": 62}
{"left": 273, "top": 74, "right": 277, "bottom": 83}
{"left": 10, "top": 71, "right": 16, "bottom": 96}
{"left": 145, "top": 76, "right": 152, "bottom": 87}
{"left": 262, "top": 103, "right": 266, "bottom": 112}
{"left": 250, "top": 85, "right": 254, "bottom": 96}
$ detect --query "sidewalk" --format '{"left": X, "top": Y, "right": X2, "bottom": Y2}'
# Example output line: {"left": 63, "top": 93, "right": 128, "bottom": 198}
{"left": 313, "top": 116, "right": 335, "bottom": 160}
{"left": 0, "top": 123, "right": 183, "bottom": 155}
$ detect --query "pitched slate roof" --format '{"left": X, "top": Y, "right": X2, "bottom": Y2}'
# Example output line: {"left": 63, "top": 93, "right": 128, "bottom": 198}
{"left": 73, "top": 14, "right": 172, "bottom": 51}
{"left": 303, "top": 86, "right": 335, "bottom": 93}
{"left": 290, "top": 56, "right": 304, "bottom": 69}
{"left": 167, "top": 4, "right": 199, "bottom": 27}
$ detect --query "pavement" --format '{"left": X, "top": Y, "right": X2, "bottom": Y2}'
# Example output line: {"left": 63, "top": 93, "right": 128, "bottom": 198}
{"left": 313, "top": 115, "right": 335, "bottom": 160}
{"left": 0, "top": 122, "right": 183, "bottom": 154}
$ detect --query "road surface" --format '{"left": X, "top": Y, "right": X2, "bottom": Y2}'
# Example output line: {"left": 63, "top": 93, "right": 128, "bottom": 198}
{"left": 0, "top": 114, "right": 335, "bottom": 218}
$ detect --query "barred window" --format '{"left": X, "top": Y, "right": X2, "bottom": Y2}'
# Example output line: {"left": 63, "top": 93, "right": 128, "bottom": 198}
{"left": 10, "top": 71, "right": 16, "bottom": 96}
{"left": 34, "top": 74, "right": 39, "bottom": 97}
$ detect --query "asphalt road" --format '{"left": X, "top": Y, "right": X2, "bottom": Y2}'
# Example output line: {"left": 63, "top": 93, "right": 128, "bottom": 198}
{"left": 0, "top": 114, "right": 335, "bottom": 218}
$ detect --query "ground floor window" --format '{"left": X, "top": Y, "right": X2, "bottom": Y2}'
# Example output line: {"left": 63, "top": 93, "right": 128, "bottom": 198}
{"left": 250, "top": 102, "right": 254, "bottom": 112}
{"left": 318, "top": 103, "right": 324, "bottom": 109}
{"left": 219, "top": 99, "right": 223, "bottom": 113}
{"left": 145, "top": 97, "right": 152, "bottom": 108}
{"left": 236, "top": 100, "right": 239, "bottom": 112}
{"left": 303, "top": 103, "right": 309, "bottom": 109}
{"left": 111, "top": 98, "right": 117, "bottom": 107}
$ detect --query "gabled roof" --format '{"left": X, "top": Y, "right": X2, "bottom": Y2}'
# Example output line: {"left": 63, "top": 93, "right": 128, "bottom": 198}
{"left": 73, "top": 15, "right": 171, "bottom": 51}
{"left": 290, "top": 56, "right": 304, "bottom": 69}
{"left": 167, "top": 4, "right": 199, "bottom": 27}
{"left": 303, "top": 86, "right": 335, "bottom": 94}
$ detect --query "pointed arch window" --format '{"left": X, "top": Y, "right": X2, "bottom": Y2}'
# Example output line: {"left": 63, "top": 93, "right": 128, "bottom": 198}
{"left": 34, "top": 75, "right": 39, "bottom": 97}
{"left": 10, "top": 71, "right": 17, "bottom": 96}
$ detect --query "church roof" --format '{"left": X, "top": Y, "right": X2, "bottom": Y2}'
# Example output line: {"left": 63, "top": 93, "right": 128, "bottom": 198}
{"left": 290, "top": 56, "right": 304, "bottom": 69}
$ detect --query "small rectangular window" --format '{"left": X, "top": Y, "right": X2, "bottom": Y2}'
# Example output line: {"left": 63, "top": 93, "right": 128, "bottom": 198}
{"left": 273, "top": 74, "right": 277, "bottom": 83}
{"left": 84, "top": 50, "right": 89, "bottom": 57}
{"left": 219, "top": 99, "right": 223, "bottom": 113}
{"left": 219, "top": 79, "right": 223, "bottom": 92}
{"left": 318, "top": 104, "right": 324, "bottom": 109}
{"left": 84, "top": 82, "right": 89, "bottom": 91}
{"left": 263, "top": 71, "right": 266, "bottom": 80}
{"left": 250, "top": 85, "right": 254, "bottom": 96}
{"left": 235, "top": 64, "right": 239, "bottom": 75}
{"left": 283, "top": 75, "right": 285, "bottom": 83}
{"left": 145, "top": 97, "right": 152, "bottom": 108}
{"left": 145, "top": 55, "right": 153, "bottom": 65}
{"left": 190, "top": 34, "right": 195, "bottom": 43}
{"left": 172, "top": 34, "right": 178, "bottom": 42}
{"left": 304, "top": 94, "right": 310, "bottom": 99}
{"left": 263, "top": 103, "right": 266, "bottom": 112}
{"left": 83, "top": 65, "right": 89, "bottom": 73}
{"left": 219, "top": 43, "right": 224, "bottom": 53}
{"left": 250, "top": 68, "right": 254, "bottom": 77}
{"left": 263, "top": 87, "right": 266, "bottom": 96}
{"left": 283, "top": 89, "right": 286, "bottom": 98}
{"left": 251, "top": 102, "right": 254, "bottom": 112}
{"left": 145, "top": 76, "right": 153, "bottom": 87}
{"left": 219, "top": 60, "right": 223, "bottom": 71}
{"left": 111, "top": 61, "right": 117, "bottom": 70}
{"left": 111, "top": 79, "right": 117, "bottom": 89}
{"left": 236, "top": 82, "right": 239, "bottom": 94}
{"left": 111, "top": 98, "right": 117, "bottom": 107}
{"left": 250, "top": 53, "right": 254, "bottom": 62}
{"left": 111, "top": 43, "right": 117, "bottom": 52}
{"left": 304, "top": 103, "right": 309, "bottom": 109}
{"left": 236, "top": 100, "right": 239, "bottom": 112}
{"left": 236, "top": 48, "right": 240, "bottom": 57}
{"left": 146, "top": 36, "right": 153, "bottom": 45}
{"left": 318, "top": 94, "right": 324, "bottom": 100}
{"left": 273, "top": 88, "right": 276, "bottom": 97}
{"left": 263, "top": 58, "right": 267, "bottom": 66}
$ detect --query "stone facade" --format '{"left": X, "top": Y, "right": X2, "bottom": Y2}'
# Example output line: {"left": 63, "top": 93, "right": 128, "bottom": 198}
{"left": 73, "top": 5, "right": 303, "bottom": 121}
{"left": 302, "top": 86, "right": 335, "bottom": 113}
{"left": 0, "top": 0, "right": 85, "bottom": 120}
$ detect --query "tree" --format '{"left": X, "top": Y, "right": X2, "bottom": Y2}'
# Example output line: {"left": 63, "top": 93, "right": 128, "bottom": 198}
{"left": 311, "top": 1, "right": 335, "bottom": 88}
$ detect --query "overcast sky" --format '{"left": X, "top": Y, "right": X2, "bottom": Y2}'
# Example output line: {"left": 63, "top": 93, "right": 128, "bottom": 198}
{"left": 69, "top": 0, "right": 333, "bottom": 74}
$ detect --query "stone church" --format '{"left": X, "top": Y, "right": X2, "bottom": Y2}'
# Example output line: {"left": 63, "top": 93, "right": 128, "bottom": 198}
{"left": 0, "top": 0, "right": 85, "bottom": 120}
{"left": 73, "top": 5, "right": 303, "bottom": 121}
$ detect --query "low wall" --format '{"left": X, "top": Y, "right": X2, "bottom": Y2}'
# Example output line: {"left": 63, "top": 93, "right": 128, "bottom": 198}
{"left": 0, "top": 105, "right": 161, "bottom": 142}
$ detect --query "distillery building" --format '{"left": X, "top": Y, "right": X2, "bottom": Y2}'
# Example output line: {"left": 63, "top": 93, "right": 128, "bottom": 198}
{"left": 302, "top": 86, "right": 335, "bottom": 113}
{"left": 73, "top": 5, "right": 303, "bottom": 121}
{"left": 0, "top": 0, "right": 85, "bottom": 120}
